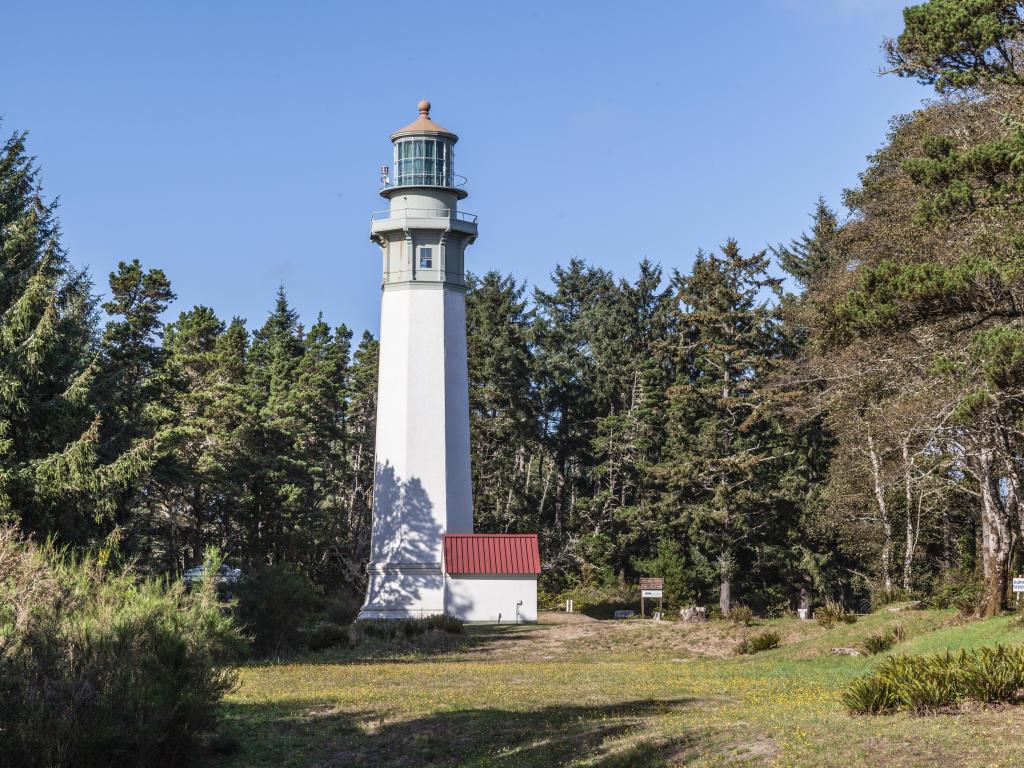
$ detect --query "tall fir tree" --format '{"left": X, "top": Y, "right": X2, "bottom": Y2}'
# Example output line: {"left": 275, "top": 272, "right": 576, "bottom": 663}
{"left": 661, "top": 241, "right": 790, "bottom": 615}
{"left": 772, "top": 197, "right": 841, "bottom": 289}
{"left": 0, "top": 131, "right": 142, "bottom": 543}
{"left": 466, "top": 272, "right": 538, "bottom": 534}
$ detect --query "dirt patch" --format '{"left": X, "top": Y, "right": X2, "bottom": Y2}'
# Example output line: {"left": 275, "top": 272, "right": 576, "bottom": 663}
{"left": 459, "top": 616, "right": 756, "bottom": 661}
{"left": 538, "top": 610, "right": 596, "bottom": 624}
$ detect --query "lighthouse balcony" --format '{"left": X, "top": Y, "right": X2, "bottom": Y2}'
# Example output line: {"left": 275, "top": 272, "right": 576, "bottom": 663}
{"left": 370, "top": 207, "right": 478, "bottom": 239}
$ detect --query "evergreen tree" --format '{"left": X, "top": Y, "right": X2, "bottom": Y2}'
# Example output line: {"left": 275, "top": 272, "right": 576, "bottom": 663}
{"left": 94, "top": 260, "right": 175, "bottom": 535}
{"left": 0, "top": 131, "right": 138, "bottom": 543}
{"left": 885, "top": 0, "right": 1024, "bottom": 92}
{"left": 590, "top": 261, "right": 676, "bottom": 577}
{"left": 151, "top": 307, "right": 254, "bottom": 571}
{"left": 532, "top": 260, "right": 616, "bottom": 567}
{"left": 466, "top": 272, "right": 538, "bottom": 534}
{"left": 660, "top": 241, "right": 789, "bottom": 615}
{"left": 340, "top": 331, "right": 378, "bottom": 581}
{"left": 772, "top": 197, "right": 841, "bottom": 289}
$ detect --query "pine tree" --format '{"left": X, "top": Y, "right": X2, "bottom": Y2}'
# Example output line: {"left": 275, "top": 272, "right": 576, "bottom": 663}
{"left": 342, "top": 331, "right": 378, "bottom": 580}
{"left": 532, "top": 260, "right": 616, "bottom": 565}
{"left": 466, "top": 272, "right": 538, "bottom": 534}
{"left": 94, "top": 260, "right": 176, "bottom": 535}
{"left": 151, "top": 307, "right": 251, "bottom": 570}
{"left": 0, "top": 130, "right": 137, "bottom": 543}
{"left": 661, "top": 241, "right": 789, "bottom": 615}
{"left": 885, "top": 0, "right": 1024, "bottom": 92}
{"left": 589, "top": 261, "right": 677, "bottom": 576}
{"left": 773, "top": 198, "right": 841, "bottom": 289}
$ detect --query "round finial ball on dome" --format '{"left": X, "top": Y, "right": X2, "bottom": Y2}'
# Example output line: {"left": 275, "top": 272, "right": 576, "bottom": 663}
{"left": 418, "top": 99, "right": 431, "bottom": 116}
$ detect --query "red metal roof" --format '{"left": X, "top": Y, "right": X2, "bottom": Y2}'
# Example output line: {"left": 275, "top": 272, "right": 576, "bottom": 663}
{"left": 443, "top": 534, "right": 540, "bottom": 575}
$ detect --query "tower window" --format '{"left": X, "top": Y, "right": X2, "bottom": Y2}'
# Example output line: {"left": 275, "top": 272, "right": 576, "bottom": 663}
{"left": 419, "top": 247, "right": 433, "bottom": 269}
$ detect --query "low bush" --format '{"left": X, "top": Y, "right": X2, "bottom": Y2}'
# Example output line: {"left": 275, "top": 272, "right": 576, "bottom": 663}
{"left": 322, "top": 590, "right": 361, "bottom": 626}
{"left": 350, "top": 614, "right": 464, "bottom": 645}
{"left": 863, "top": 624, "right": 906, "bottom": 655}
{"left": 728, "top": 604, "right": 754, "bottom": 626}
{"left": 816, "top": 599, "right": 857, "bottom": 629}
{"left": 233, "top": 563, "right": 322, "bottom": 656}
{"left": 0, "top": 527, "right": 245, "bottom": 768}
{"left": 870, "top": 586, "right": 920, "bottom": 611}
{"left": 843, "top": 644, "right": 1024, "bottom": 714}
{"left": 735, "top": 630, "right": 780, "bottom": 655}
{"left": 424, "top": 613, "right": 464, "bottom": 634}
{"left": 353, "top": 618, "right": 401, "bottom": 641}
{"left": 307, "top": 621, "right": 350, "bottom": 651}
{"left": 923, "top": 570, "right": 985, "bottom": 616}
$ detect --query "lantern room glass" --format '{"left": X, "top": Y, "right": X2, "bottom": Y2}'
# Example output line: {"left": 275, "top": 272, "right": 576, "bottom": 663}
{"left": 394, "top": 138, "right": 453, "bottom": 187}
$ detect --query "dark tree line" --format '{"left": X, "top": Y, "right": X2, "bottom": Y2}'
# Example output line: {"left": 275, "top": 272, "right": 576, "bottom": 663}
{"left": 5, "top": 0, "right": 1024, "bottom": 615}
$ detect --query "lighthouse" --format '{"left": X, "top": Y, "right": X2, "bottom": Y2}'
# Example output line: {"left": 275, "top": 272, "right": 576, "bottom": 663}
{"left": 359, "top": 102, "right": 539, "bottom": 622}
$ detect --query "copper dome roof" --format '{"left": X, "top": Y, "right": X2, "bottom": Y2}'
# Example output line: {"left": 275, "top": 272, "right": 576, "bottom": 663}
{"left": 390, "top": 100, "right": 458, "bottom": 142}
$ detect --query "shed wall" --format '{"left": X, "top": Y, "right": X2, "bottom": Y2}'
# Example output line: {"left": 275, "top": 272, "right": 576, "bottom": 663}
{"left": 445, "top": 575, "right": 537, "bottom": 623}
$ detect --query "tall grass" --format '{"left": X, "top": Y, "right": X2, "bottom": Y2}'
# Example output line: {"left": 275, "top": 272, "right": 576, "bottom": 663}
{"left": 0, "top": 526, "right": 246, "bottom": 767}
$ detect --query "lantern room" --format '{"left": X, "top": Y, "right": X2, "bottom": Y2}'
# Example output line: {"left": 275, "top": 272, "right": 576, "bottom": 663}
{"left": 383, "top": 100, "right": 466, "bottom": 199}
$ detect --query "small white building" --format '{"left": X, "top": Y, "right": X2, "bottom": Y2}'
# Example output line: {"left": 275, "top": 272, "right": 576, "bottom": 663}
{"left": 357, "top": 102, "right": 539, "bottom": 623}
{"left": 443, "top": 534, "right": 539, "bottom": 623}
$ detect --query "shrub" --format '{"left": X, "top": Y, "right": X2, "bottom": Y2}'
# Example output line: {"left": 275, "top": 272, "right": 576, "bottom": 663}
{"left": 960, "top": 645, "right": 1024, "bottom": 703}
{"left": 233, "top": 563, "right": 321, "bottom": 656}
{"left": 862, "top": 624, "right": 906, "bottom": 655}
{"left": 307, "top": 621, "right": 350, "bottom": 651}
{"left": 322, "top": 591, "right": 361, "bottom": 626}
{"left": 350, "top": 614, "right": 464, "bottom": 646}
{"left": 923, "top": 570, "right": 985, "bottom": 616}
{"left": 0, "top": 527, "right": 245, "bottom": 768}
{"left": 728, "top": 604, "right": 754, "bottom": 626}
{"left": 735, "top": 630, "right": 780, "bottom": 655}
{"left": 424, "top": 613, "right": 464, "bottom": 634}
{"left": 843, "top": 644, "right": 1024, "bottom": 715}
{"left": 352, "top": 618, "right": 400, "bottom": 642}
{"left": 816, "top": 599, "right": 857, "bottom": 629}
{"left": 842, "top": 675, "right": 898, "bottom": 714}
{"left": 870, "top": 586, "right": 919, "bottom": 611}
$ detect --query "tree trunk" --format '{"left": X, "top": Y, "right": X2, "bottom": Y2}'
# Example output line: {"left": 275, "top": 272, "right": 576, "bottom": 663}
{"left": 902, "top": 440, "right": 915, "bottom": 592}
{"left": 941, "top": 505, "right": 952, "bottom": 572}
{"left": 719, "top": 576, "right": 731, "bottom": 617}
{"left": 972, "top": 449, "right": 1012, "bottom": 617}
{"left": 867, "top": 436, "right": 893, "bottom": 592}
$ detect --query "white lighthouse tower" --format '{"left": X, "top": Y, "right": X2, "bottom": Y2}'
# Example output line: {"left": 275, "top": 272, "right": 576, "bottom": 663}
{"left": 359, "top": 100, "right": 478, "bottom": 619}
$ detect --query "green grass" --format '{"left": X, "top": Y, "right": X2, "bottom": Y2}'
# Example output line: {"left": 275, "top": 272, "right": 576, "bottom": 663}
{"left": 215, "top": 609, "right": 1024, "bottom": 767}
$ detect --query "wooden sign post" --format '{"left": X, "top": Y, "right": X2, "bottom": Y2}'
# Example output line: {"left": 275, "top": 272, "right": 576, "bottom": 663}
{"left": 639, "top": 577, "right": 664, "bottom": 618}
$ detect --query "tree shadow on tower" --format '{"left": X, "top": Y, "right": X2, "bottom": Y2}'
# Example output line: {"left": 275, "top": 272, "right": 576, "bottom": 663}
{"left": 362, "top": 461, "right": 447, "bottom": 614}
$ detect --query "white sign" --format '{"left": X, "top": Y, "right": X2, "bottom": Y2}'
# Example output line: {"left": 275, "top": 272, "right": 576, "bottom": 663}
{"left": 641, "top": 589, "right": 663, "bottom": 599}
{"left": 1013, "top": 577, "right": 1024, "bottom": 593}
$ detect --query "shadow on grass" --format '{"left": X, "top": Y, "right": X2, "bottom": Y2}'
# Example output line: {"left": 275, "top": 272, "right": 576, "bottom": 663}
{"left": 216, "top": 697, "right": 702, "bottom": 768}
{"left": 247, "top": 623, "right": 547, "bottom": 667}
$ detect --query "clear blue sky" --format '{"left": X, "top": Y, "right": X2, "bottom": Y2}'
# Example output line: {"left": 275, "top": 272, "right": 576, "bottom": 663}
{"left": 4, "top": 0, "right": 928, "bottom": 338}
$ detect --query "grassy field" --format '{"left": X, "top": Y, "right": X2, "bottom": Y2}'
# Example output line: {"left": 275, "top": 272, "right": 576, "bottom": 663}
{"left": 217, "top": 608, "right": 1024, "bottom": 767}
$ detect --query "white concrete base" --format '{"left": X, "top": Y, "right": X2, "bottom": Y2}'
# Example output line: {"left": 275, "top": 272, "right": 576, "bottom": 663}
{"left": 358, "top": 564, "right": 445, "bottom": 620}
